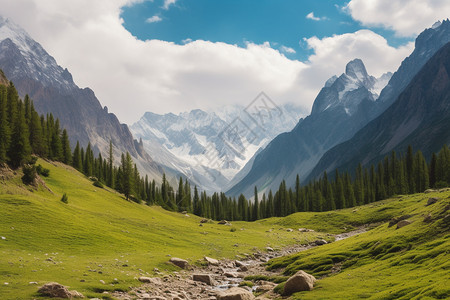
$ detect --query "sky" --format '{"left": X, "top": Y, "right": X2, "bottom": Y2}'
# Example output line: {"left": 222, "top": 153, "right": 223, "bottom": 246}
{"left": 0, "top": 0, "right": 448, "bottom": 124}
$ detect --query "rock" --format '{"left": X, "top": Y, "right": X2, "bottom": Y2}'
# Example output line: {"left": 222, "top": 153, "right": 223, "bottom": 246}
{"left": 70, "top": 290, "right": 84, "bottom": 298}
{"left": 1, "top": 236, "right": 5, "bottom": 240}
{"left": 169, "top": 257, "right": 189, "bottom": 269}
{"left": 200, "top": 219, "right": 208, "bottom": 223}
{"left": 388, "top": 215, "right": 411, "bottom": 227}
{"left": 314, "top": 239, "right": 327, "bottom": 246}
{"left": 235, "top": 260, "right": 245, "bottom": 267}
{"left": 256, "top": 284, "right": 275, "bottom": 293}
{"left": 138, "top": 277, "right": 162, "bottom": 285}
{"left": 423, "top": 213, "right": 433, "bottom": 223}
{"left": 218, "top": 220, "right": 228, "bottom": 225}
{"left": 193, "top": 274, "right": 215, "bottom": 285}
{"left": 99, "top": 280, "right": 105, "bottom": 284}
{"left": 204, "top": 256, "right": 219, "bottom": 266}
{"left": 286, "top": 228, "right": 293, "bottom": 232}
{"left": 396, "top": 220, "right": 412, "bottom": 229}
{"left": 265, "top": 247, "right": 274, "bottom": 252}
{"left": 238, "top": 265, "right": 248, "bottom": 272}
{"left": 283, "top": 270, "right": 316, "bottom": 295}
{"left": 427, "top": 197, "right": 439, "bottom": 206}
{"left": 424, "top": 189, "right": 437, "bottom": 193}
{"left": 181, "top": 211, "right": 188, "bottom": 214}
{"left": 224, "top": 272, "right": 239, "bottom": 278}
{"left": 37, "top": 282, "right": 72, "bottom": 298}
{"left": 217, "top": 287, "right": 255, "bottom": 300}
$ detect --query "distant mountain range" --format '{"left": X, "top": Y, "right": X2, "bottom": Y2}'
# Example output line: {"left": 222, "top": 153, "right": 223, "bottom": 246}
{"left": 228, "top": 19, "right": 450, "bottom": 198}
{"left": 0, "top": 16, "right": 162, "bottom": 179}
{"left": 131, "top": 104, "right": 303, "bottom": 193}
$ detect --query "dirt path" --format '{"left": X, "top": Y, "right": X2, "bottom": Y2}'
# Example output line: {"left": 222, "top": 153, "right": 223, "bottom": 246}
{"left": 112, "top": 227, "right": 368, "bottom": 300}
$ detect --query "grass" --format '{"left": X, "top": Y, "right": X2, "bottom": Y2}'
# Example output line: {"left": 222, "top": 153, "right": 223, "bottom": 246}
{"left": 0, "top": 159, "right": 322, "bottom": 299}
{"left": 263, "top": 192, "right": 450, "bottom": 299}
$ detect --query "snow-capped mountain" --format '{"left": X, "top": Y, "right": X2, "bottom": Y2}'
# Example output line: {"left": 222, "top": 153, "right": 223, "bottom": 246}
{"left": 131, "top": 103, "right": 303, "bottom": 193}
{"left": 311, "top": 59, "right": 392, "bottom": 116}
{"left": 227, "top": 59, "right": 392, "bottom": 198}
{"left": 0, "top": 16, "right": 162, "bottom": 179}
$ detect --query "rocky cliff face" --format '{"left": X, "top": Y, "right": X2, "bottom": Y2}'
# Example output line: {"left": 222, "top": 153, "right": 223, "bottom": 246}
{"left": 308, "top": 41, "right": 450, "bottom": 181}
{"left": 0, "top": 16, "right": 162, "bottom": 178}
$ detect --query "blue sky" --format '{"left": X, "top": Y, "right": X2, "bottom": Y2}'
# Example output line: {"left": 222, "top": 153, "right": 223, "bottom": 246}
{"left": 121, "top": 0, "right": 413, "bottom": 61}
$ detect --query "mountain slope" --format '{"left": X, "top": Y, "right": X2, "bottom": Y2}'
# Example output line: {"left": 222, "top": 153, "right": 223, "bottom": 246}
{"left": 0, "top": 16, "right": 162, "bottom": 178}
{"left": 308, "top": 42, "right": 450, "bottom": 180}
{"left": 131, "top": 104, "right": 302, "bottom": 193}
{"left": 227, "top": 59, "right": 390, "bottom": 197}
{"left": 228, "top": 20, "right": 450, "bottom": 198}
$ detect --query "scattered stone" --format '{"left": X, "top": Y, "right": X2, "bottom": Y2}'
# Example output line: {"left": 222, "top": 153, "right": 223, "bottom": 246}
{"left": 388, "top": 215, "right": 411, "bottom": 227}
{"left": 265, "top": 247, "right": 274, "bottom": 252}
{"left": 314, "top": 239, "right": 327, "bottom": 246}
{"left": 181, "top": 211, "right": 188, "bottom": 215}
{"left": 29, "top": 282, "right": 38, "bottom": 285}
{"left": 99, "top": 280, "right": 105, "bottom": 284}
{"left": 138, "top": 277, "right": 162, "bottom": 285}
{"left": 224, "top": 272, "right": 239, "bottom": 278}
{"left": 286, "top": 228, "right": 293, "bottom": 232}
{"left": 256, "top": 284, "right": 275, "bottom": 293}
{"left": 1, "top": 236, "right": 5, "bottom": 240}
{"left": 423, "top": 213, "right": 433, "bottom": 223}
{"left": 217, "top": 287, "right": 255, "bottom": 300}
{"left": 283, "top": 270, "right": 316, "bottom": 295}
{"left": 396, "top": 220, "right": 412, "bottom": 229}
{"left": 38, "top": 282, "right": 72, "bottom": 298}
{"left": 193, "top": 274, "right": 215, "bottom": 286}
{"left": 204, "top": 256, "right": 219, "bottom": 266}
{"left": 427, "top": 197, "right": 439, "bottom": 206}
{"left": 200, "top": 219, "right": 208, "bottom": 223}
{"left": 235, "top": 260, "right": 245, "bottom": 267}
{"left": 70, "top": 290, "right": 84, "bottom": 298}
{"left": 424, "top": 189, "right": 437, "bottom": 193}
{"left": 238, "top": 265, "right": 248, "bottom": 272}
{"left": 170, "top": 257, "right": 190, "bottom": 269}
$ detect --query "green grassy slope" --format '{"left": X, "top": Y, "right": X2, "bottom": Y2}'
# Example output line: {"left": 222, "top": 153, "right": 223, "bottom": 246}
{"left": 265, "top": 192, "right": 450, "bottom": 299}
{"left": 0, "top": 160, "right": 319, "bottom": 299}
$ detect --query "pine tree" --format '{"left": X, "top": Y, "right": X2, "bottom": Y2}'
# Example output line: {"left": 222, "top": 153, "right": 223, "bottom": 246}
{"left": 121, "top": 152, "right": 134, "bottom": 201}
{"left": 253, "top": 186, "right": 260, "bottom": 221}
{"left": 61, "top": 129, "right": 72, "bottom": 165}
{"left": 8, "top": 99, "right": 31, "bottom": 168}
{"left": 0, "top": 85, "right": 10, "bottom": 163}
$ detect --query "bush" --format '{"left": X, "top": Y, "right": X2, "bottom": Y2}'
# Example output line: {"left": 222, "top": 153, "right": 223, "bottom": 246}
{"left": 435, "top": 181, "right": 448, "bottom": 189}
{"left": 21, "top": 164, "right": 37, "bottom": 185}
{"left": 230, "top": 227, "right": 237, "bottom": 232}
{"left": 36, "top": 164, "right": 50, "bottom": 177}
{"left": 61, "top": 193, "right": 68, "bottom": 204}
{"left": 93, "top": 180, "right": 104, "bottom": 188}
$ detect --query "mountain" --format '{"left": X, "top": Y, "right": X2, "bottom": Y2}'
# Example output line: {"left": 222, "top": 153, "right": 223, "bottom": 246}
{"left": 308, "top": 42, "right": 450, "bottom": 180}
{"left": 227, "top": 59, "right": 391, "bottom": 197}
{"left": 131, "top": 104, "right": 303, "bottom": 193}
{"left": 0, "top": 16, "right": 162, "bottom": 178}
{"left": 228, "top": 19, "right": 450, "bottom": 198}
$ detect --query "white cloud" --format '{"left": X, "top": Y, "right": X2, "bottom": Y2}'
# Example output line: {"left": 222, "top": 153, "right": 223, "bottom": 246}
{"left": 306, "top": 12, "right": 327, "bottom": 21}
{"left": 346, "top": 0, "right": 450, "bottom": 36}
{"left": 280, "top": 45, "right": 296, "bottom": 54}
{"left": 146, "top": 15, "right": 162, "bottom": 23}
{"left": 0, "top": 0, "right": 414, "bottom": 125}
{"left": 162, "top": 0, "right": 176, "bottom": 10}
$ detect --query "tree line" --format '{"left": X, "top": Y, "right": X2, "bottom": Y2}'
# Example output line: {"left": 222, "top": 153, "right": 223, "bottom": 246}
{"left": 1, "top": 80, "right": 449, "bottom": 222}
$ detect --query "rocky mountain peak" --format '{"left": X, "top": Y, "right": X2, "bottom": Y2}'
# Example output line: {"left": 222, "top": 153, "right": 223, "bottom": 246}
{"left": 345, "top": 58, "right": 369, "bottom": 81}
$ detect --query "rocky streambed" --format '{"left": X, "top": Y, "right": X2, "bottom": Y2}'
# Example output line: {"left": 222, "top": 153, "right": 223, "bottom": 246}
{"left": 112, "top": 227, "right": 367, "bottom": 300}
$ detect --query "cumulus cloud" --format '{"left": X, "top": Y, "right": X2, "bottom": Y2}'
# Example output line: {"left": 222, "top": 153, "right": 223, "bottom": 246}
{"left": 346, "top": 0, "right": 450, "bottom": 36}
{"left": 162, "top": 0, "right": 176, "bottom": 10}
{"left": 306, "top": 12, "right": 326, "bottom": 21}
{"left": 280, "top": 45, "right": 296, "bottom": 54}
{"left": 0, "top": 0, "right": 414, "bottom": 124}
{"left": 146, "top": 15, "right": 162, "bottom": 23}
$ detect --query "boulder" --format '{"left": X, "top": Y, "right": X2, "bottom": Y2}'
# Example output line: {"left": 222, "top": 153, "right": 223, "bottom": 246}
{"left": 396, "top": 220, "right": 412, "bottom": 229}
{"left": 235, "top": 260, "right": 245, "bottom": 267}
{"left": 204, "top": 256, "right": 219, "bottom": 266}
{"left": 217, "top": 287, "right": 255, "bottom": 300}
{"left": 138, "top": 277, "right": 162, "bottom": 285}
{"left": 286, "top": 228, "right": 293, "bottom": 232}
{"left": 70, "top": 290, "right": 84, "bottom": 298}
{"left": 423, "top": 213, "right": 433, "bottom": 223}
{"left": 238, "top": 265, "right": 248, "bottom": 272}
{"left": 218, "top": 220, "right": 228, "bottom": 225}
{"left": 200, "top": 218, "right": 208, "bottom": 223}
{"left": 427, "top": 197, "right": 439, "bottom": 206}
{"left": 283, "top": 270, "right": 316, "bottom": 295}
{"left": 193, "top": 274, "right": 215, "bottom": 285}
{"left": 265, "top": 247, "right": 274, "bottom": 252}
{"left": 169, "top": 257, "right": 189, "bottom": 269}
{"left": 224, "top": 272, "right": 239, "bottom": 278}
{"left": 314, "top": 239, "right": 327, "bottom": 246}
{"left": 37, "top": 282, "right": 72, "bottom": 298}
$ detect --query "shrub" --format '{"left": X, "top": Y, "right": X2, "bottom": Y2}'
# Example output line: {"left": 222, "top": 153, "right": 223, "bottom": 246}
{"left": 93, "top": 180, "right": 104, "bottom": 188}
{"left": 36, "top": 165, "right": 50, "bottom": 177}
{"left": 230, "top": 227, "right": 237, "bottom": 232}
{"left": 61, "top": 193, "right": 68, "bottom": 204}
{"left": 21, "top": 164, "right": 37, "bottom": 185}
